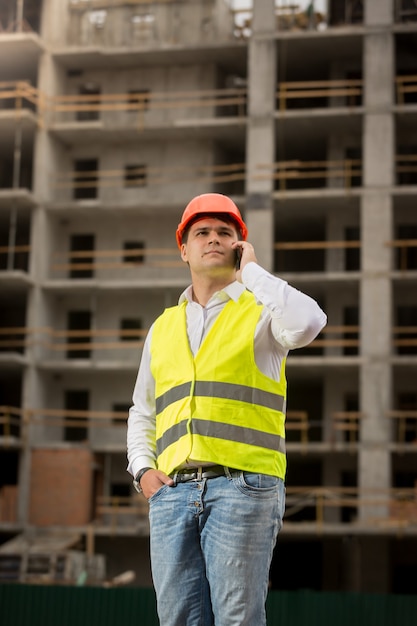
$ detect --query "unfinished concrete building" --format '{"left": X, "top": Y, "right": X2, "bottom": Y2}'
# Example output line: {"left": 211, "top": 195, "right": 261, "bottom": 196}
{"left": 0, "top": 0, "right": 416, "bottom": 592}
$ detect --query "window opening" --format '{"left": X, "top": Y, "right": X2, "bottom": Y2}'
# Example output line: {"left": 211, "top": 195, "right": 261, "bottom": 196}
{"left": 73, "top": 159, "right": 98, "bottom": 200}
{"left": 69, "top": 234, "right": 95, "bottom": 279}
{"left": 64, "top": 389, "right": 89, "bottom": 442}
{"left": 127, "top": 90, "right": 150, "bottom": 111}
{"left": 344, "top": 226, "right": 360, "bottom": 271}
{"left": 396, "top": 224, "right": 417, "bottom": 270}
{"left": 77, "top": 84, "right": 101, "bottom": 122}
{"left": 112, "top": 403, "right": 130, "bottom": 425}
{"left": 396, "top": 306, "right": 417, "bottom": 355}
{"left": 343, "top": 306, "right": 359, "bottom": 356}
{"left": 123, "top": 241, "right": 145, "bottom": 264}
{"left": 396, "top": 392, "right": 417, "bottom": 443}
{"left": 124, "top": 164, "right": 147, "bottom": 187}
{"left": 67, "top": 310, "right": 91, "bottom": 359}
{"left": 120, "top": 318, "right": 142, "bottom": 342}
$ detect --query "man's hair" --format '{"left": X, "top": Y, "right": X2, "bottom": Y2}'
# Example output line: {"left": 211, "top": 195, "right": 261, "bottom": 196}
{"left": 181, "top": 213, "right": 242, "bottom": 244}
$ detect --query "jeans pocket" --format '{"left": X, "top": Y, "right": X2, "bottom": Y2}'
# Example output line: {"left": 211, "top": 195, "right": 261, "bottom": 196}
{"left": 241, "top": 472, "right": 280, "bottom": 490}
{"left": 148, "top": 483, "right": 171, "bottom": 504}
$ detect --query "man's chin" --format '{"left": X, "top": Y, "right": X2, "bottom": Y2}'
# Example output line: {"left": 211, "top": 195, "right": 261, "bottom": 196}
{"left": 204, "top": 252, "right": 224, "bottom": 259}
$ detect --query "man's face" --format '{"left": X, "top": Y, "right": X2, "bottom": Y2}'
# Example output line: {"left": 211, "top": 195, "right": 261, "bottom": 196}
{"left": 180, "top": 217, "right": 239, "bottom": 274}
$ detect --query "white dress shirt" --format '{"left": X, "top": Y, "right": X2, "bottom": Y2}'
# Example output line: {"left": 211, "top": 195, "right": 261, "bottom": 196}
{"left": 127, "top": 262, "right": 327, "bottom": 478}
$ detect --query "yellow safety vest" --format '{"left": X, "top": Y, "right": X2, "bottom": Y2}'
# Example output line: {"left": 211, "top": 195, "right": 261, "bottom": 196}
{"left": 150, "top": 290, "right": 287, "bottom": 478}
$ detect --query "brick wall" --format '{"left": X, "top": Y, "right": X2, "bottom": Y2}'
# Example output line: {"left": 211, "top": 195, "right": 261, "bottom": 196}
{"left": 29, "top": 449, "right": 94, "bottom": 526}
{"left": 0, "top": 485, "right": 18, "bottom": 522}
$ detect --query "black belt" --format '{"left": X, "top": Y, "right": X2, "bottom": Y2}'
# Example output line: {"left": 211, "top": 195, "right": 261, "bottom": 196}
{"left": 170, "top": 465, "right": 227, "bottom": 483}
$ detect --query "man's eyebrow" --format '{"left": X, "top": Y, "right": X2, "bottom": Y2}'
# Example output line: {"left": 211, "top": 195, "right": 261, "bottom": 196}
{"left": 216, "top": 226, "right": 234, "bottom": 233}
{"left": 193, "top": 225, "right": 209, "bottom": 232}
{"left": 192, "top": 223, "right": 234, "bottom": 234}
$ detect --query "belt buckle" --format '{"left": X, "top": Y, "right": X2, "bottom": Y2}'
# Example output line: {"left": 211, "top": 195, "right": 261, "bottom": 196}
{"left": 196, "top": 466, "right": 203, "bottom": 481}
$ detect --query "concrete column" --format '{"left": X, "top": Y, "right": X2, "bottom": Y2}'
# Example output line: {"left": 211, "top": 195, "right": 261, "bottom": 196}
{"left": 40, "top": 0, "right": 68, "bottom": 46}
{"left": 365, "top": 0, "right": 393, "bottom": 27}
{"left": 18, "top": 206, "right": 50, "bottom": 523}
{"left": 245, "top": 0, "right": 276, "bottom": 271}
{"left": 17, "top": 29, "right": 62, "bottom": 524}
{"left": 359, "top": 10, "right": 394, "bottom": 531}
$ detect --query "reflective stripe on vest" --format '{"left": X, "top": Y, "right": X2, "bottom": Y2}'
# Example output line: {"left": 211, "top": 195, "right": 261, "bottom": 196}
{"left": 156, "top": 417, "right": 286, "bottom": 458}
{"left": 150, "top": 290, "right": 287, "bottom": 478}
{"left": 156, "top": 380, "right": 285, "bottom": 415}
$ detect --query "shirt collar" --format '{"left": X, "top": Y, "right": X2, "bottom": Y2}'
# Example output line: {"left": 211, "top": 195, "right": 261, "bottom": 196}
{"left": 178, "top": 281, "right": 245, "bottom": 305}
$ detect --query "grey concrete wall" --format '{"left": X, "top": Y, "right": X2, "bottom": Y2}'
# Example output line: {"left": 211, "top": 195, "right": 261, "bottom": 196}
{"left": 65, "top": 1, "right": 235, "bottom": 48}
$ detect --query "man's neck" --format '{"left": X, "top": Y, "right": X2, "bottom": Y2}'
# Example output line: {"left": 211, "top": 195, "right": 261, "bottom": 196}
{"left": 191, "top": 273, "right": 235, "bottom": 307}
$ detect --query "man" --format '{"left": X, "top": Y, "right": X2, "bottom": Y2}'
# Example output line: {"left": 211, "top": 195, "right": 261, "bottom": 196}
{"left": 127, "top": 193, "right": 327, "bottom": 626}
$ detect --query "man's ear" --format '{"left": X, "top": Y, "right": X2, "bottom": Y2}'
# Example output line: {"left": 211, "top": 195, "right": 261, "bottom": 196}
{"left": 180, "top": 243, "right": 188, "bottom": 263}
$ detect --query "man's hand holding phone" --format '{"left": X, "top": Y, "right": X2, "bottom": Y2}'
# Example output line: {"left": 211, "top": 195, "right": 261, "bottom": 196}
{"left": 233, "top": 241, "right": 257, "bottom": 281}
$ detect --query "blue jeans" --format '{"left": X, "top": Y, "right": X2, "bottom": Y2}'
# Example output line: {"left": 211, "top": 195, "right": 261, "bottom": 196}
{"left": 148, "top": 469, "right": 285, "bottom": 626}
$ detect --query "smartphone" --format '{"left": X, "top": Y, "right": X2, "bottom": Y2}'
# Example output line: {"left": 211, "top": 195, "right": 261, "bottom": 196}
{"left": 235, "top": 246, "right": 242, "bottom": 270}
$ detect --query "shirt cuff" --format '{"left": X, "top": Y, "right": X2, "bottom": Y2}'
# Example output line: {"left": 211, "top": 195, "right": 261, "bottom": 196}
{"left": 128, "top": 458, "right": 156, "bottom": 479}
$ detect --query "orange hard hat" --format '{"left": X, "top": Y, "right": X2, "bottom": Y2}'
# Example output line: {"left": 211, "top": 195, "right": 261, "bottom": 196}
{"left": 176, "top": 193, "right": 248, "bottom": 248}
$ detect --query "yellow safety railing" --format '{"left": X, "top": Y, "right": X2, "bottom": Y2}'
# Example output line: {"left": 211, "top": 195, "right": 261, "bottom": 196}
{"left": 27, "top": 407, "right": 129, "bottom": 428}
{"left": 3, "top": 325, "right": 415, "bottom": 354}
{"left": 395, "top": 74, "right": 417, "bottom": 104}
{"left": 0, "top": 405, "right": 129, "bottom": 433}
{"left": 0, "top": 80, "right": 41, "bottom": 112}
{"left": 285, "top": 486, "right": 417, "bottom": 528}
{"left": 396, "top": 154, "right": 417, "bottom": 181}
{"left": 393, "top": 326, "right": 417, "bottom": 350}
{"left": 51, "top": 246, "right": 182, "bottom": 273}
{"left": 50, "top": 87, "right": 247, "bottom": 116}
{"left": 286, "top": 411, "right": 309, "bottom": 445}
{"left": 255, "top": 158, "right": 362, "bottom": 190}
{"left": 95, "top": 495, "right": 149, "bottom": 531}
{"left": 308, "top": 325, "right": 360, "bottom": 350}
{"left": 68, "top": 0, "right": 192, "bottom": 10}
{"left": 277, "top": 78, "right": 363, "bottom": 111}
{"left": 331, "top": 411, "right": 364, "bottom": 445}
{"left": 47, "top": 153, "right": 417, "bottom": 195}
{"left": 0, "top": 326, "right": 146, "bottom": 352}
{"left": 386, "top": 238, "right": 417, "bottom": 271}
{"left": 3, "top": 240, "right": 417, "bottom": 276}
{"left": 54, "top": 161, "right": 246, "bottom": 192}
{"left": 1, "top": 75, "right": 417, "bottom": 128}
{"left": 0, "top": 406, "right": 25, "bottom": 438}
{"left": 386, "top": 410, "right": 417, "bottom": 444}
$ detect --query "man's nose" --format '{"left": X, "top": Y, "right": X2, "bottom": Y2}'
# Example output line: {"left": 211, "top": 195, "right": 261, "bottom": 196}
{"left": 208, "top": 231, "right": 220, "bottom": 244}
